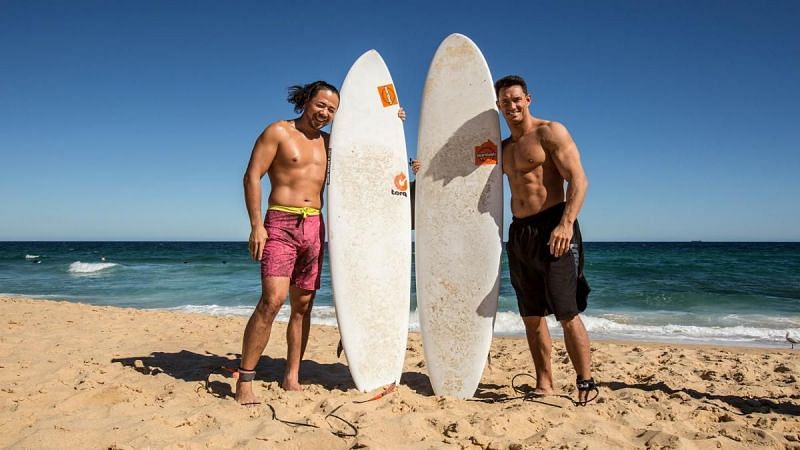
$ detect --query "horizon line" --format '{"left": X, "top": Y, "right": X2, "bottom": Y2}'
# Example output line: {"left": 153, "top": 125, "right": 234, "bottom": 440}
{"left": 2, "top": 240, "right": 799, "bottom": 244}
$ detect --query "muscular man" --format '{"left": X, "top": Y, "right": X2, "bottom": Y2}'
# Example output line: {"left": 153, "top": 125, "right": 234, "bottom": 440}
{"left": 495, "top": 75, "right": 597, "bottom": 405}
{"left": 238, "top": 81, "right": 405, "bottom": 405}
{"left": 238, "top": 81, "right": 339, "bottom": 404}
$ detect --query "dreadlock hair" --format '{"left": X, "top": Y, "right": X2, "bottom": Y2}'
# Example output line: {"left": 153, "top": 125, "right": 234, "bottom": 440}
{"left": 287, "top": 81, "right": 340, "bottom": 114}
{"left": 494, "top": 75, "right": 529, "bottom": 97}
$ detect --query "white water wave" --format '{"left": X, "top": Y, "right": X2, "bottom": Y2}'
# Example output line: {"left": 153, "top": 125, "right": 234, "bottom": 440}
{"left": 25, "top": 254, "right": 41, "bottom": 259}
{"left": 167, "top": 304, "right": 341, "bottom": 327}
{"left": 492, "top": 312, "right": 799, "bottom": 346}
{"left": 580, "top": 315, "right": 799, "bottom": 346}
{"left": 162, "top": 305, "right": 798, "bottom": 347}
{"left": 68, "top": 261, "right": 119, "bottom": 274}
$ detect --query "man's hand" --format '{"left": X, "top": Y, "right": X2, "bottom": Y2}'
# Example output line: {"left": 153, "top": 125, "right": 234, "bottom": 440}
{"left": 398, "top": 107, "right": 406, "bottom": 121}
{"left": 249, "top": 224, "right": 269, "bottom": 261}
{"left": 548, "top": 224, "right": 574, "bottom": 258}
{"left": 409, "top": 158, "right": 420, "bottom": 175}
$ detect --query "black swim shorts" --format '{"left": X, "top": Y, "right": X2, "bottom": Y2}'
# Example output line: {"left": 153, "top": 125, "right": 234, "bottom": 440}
{"left": 506, "top": 202, "right": 590, "bottom": 321}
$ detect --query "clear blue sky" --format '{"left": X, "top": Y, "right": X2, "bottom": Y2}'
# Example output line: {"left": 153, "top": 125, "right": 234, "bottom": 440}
{"left": 1, "top": 0, "right": 798, "bottom": 241}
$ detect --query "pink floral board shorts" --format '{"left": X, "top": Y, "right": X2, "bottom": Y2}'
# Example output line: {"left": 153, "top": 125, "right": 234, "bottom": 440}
{"left": 260, "top": 210, "right": 324, "bottom": 291}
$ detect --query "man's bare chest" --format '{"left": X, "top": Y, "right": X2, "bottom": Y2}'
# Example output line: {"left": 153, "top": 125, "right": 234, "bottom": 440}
{"left": 506, "top": 140, "right": 547, "bottom": 173}
{"left": 277, "top": 138, "right": 328, "bottom": 167}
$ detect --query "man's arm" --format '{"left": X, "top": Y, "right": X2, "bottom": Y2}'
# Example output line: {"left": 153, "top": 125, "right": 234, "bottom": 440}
{"left": 542, "top": 121, "right": 589, "bottom": 257}
{"left": 243, "top": 123, "right": 281, "bottom": 261}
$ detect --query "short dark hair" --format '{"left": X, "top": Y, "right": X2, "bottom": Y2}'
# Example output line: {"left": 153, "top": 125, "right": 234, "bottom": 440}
{"left": 287, "top": 81, "right": 340, "bottom": 114}
{"left": 494, "top": 75, "right": 528, "bottom": 97}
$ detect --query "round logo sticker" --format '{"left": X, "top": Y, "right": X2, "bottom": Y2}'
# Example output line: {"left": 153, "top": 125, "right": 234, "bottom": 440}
{"left": 394, "top": 172, "right": 408, "bottom": 191}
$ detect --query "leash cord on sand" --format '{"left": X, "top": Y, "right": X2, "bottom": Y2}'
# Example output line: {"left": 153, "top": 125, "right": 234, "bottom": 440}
{"left": 263, "top": 383, "right": 399, "bottom": 438}
{"left": 511, "top": 373, "right": 540, "bottom": 399}
{"left": 266, "top": 403, "right": 358, "bottom": 438}
{"left": 353, "top": 382, "right": 397, "bottom": 404}
{"left": 205, "top": 366, "right": 358, "bottom": 438}
{"left": 324, "top": 404, "right": 358, "bottom": 438}
{"left": 512, "top": 373, "right": 597, "bottom": 407}
{"left": 206, "top": 366, "right": 403, "bottom": 439}
{"left": 460, "top": 373, "right": 565, "bottom": 408}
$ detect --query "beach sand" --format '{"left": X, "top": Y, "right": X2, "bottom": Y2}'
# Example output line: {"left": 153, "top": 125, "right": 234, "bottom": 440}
{"left": 1, "top": 296, "right": 799, "bottom": 449}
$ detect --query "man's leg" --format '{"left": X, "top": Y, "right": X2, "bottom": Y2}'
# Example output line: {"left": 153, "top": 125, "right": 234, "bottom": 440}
{"left": 522, "top": 315, "right": 554, "bottom": 394}
{"left": 282, "top": 286, "right": 315, "bottom": 391}
{"left": 559, "top": 314, "right": 593, "bottom": 402}
{"left": 236, "top": 276, "right": 290, "bottom": 404}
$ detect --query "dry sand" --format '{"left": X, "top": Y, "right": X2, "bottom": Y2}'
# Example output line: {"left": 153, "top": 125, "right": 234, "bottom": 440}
{"left": 1, "top": 296, "right": 799, "bottom": 449}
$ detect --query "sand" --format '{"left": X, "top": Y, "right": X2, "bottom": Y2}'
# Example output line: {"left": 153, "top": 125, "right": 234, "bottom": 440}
{"left": 1, "top": 296, "right": 799, "bottom": 449}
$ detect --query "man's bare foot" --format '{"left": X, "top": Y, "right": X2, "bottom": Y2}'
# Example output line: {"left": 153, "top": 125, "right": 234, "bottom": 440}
{"left": 531, "top": 387, "right": 555, "bottom": 397}
{"left": 281, "top": 377, "right": 303, "bottom": 391}
{"left": 511, "top": 374, "right": 554, "bottom": 398}
{"left": 235, "top": 369, "right": 260, "bottom": 406}
{"left": 235, "top": 380, "right": 261, "bottom": 406}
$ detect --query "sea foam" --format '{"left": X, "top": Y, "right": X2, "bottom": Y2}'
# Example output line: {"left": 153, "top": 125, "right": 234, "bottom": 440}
{"left": 25, "top": 254, "right": 40, "bottom": 259}
{"left": 580, "top": 315, "right": 797, "bottom": 346}
{"left": 68, "top": 261, "right": 119, "bottom": 274}
{"left": 167, "top": 304, "right": 342, "bottom": 327}
{"left": 162, "top": 305, "right": 797, "bottom": 347}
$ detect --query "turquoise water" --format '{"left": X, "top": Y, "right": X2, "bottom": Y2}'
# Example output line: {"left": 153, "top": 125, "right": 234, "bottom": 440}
{"left": 1, "top": 241, "right": 798, "bottom": 347}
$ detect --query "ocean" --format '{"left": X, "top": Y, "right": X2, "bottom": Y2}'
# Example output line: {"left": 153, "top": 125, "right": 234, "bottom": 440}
{"left": 1, "top": 241, "right": 798, "bottom": 348}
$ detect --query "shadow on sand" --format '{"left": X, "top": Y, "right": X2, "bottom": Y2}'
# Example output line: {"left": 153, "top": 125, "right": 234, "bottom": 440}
{"left": 112, "top": 350, "right": 565, "bottom": 406}
{"left": 400, "top": 371, "right": 433, "bottom": 396}
{"left": 606, "top": 380, "right": 800, "bottom": 416}
{"left": 112, "top": 350, "right": 356, "bottom": 399}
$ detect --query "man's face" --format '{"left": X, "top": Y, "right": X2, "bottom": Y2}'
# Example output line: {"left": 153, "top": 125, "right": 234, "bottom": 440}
{"left": 304, "top": 89, "right": 340, "bottom": 130}
{"left": 496, "top": 85, "right": 530, "bottom": 124}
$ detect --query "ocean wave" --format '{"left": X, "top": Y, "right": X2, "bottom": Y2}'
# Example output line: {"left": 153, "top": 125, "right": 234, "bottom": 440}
{"left": 167, "top": 304, "right": 254, "bottom": 316}
{"left": 160, "top": 305, "right": 798, "bottom": 347}
{"left": 489, "top": 312, "right": 798, "bottom": 346}
{"left": 25, "top": 254, "right": 41, "bottom": 259}
{"left": 167, "top": 304, "right": 343, "bottom": 327}
{"left": 718, "top": 313, "right": 800, "bottom": 328}
{"left": 68, "top": 261, "right": 119, "bottom": 274}
{"left": 580, "top": 315, "right": 798, "bottom": 346}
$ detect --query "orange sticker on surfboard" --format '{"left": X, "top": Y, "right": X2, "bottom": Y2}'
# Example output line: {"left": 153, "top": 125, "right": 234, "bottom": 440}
{"left": 393, "top": 172, "right": 408, "bottom": 191}
{"left": 378, "top": 84, "right": 398, "bottom": 107}
{"left": 474, "top": 140, "right": 498, "bottom": 165}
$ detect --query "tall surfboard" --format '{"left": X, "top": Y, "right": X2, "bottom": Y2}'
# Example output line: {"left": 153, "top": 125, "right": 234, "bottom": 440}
{"left": 327, "top": 50, "right": 411, "bottom": 392}
{"left": 415, "top": 33, "right": 503, "bottom": 398}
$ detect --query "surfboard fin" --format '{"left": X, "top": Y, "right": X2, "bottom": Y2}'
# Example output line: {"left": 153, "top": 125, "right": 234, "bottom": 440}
{"left": 336, "top": 339, "right": 344, "bottom": 358}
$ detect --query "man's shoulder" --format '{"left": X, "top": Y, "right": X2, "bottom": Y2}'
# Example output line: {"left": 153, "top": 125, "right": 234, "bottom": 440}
{"left": 537, "top": 119, "right": 568, "bottom": 135}
{"left": 264, "top": 120, "right": 294, "bottom": 134}
{"left": 257, "top": 120, "right": 295, "bottom": 145}
{"left": 537, "top": 120, "right": 577, "bottom": 153}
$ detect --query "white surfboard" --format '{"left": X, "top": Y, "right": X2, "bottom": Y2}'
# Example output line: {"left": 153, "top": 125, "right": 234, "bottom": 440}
{"left": 327, "top": 50, "right": 411, "bottom": 392}
{"left": 415, "top": 33, "right": 503, "bottom": 398}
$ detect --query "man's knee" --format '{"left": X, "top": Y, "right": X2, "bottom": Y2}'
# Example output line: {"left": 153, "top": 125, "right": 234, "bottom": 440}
{"left": 522, "top": 315, "right": 547, "bottom": 331}
{"left": 559, "top": 314, "right": 589, "bottom": 344}
{"left": 291, "top": 299, "right": 314, "bottom": 316}
{"left": 254, "top": 293, "right": 285, "bottom": 320}
{"left": 557, "top": 313, "right": 580, "bottom": 328}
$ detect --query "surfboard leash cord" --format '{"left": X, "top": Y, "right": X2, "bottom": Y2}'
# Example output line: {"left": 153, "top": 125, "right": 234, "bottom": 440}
{"left": 205, "top": 366, "right": 403, "bottom": 439}
{"left": 204, "top": 365, "right": 358, "bottom": 438}
{"left": 512, "top": 373, "right": 599, "bottom": 407}
{"left": 265, "top": 403, "right": 358, "bottom": 438}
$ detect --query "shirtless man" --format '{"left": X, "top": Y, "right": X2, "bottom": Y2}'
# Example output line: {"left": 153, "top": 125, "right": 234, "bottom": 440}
{"left": 238, "top": 81, "right": 405, "bottom": 404}
{"left": 237, "top": 81, "right": 339, "bottom": 404}
{"left": 495, "top": 75, "right": 597, "bottom": 405}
